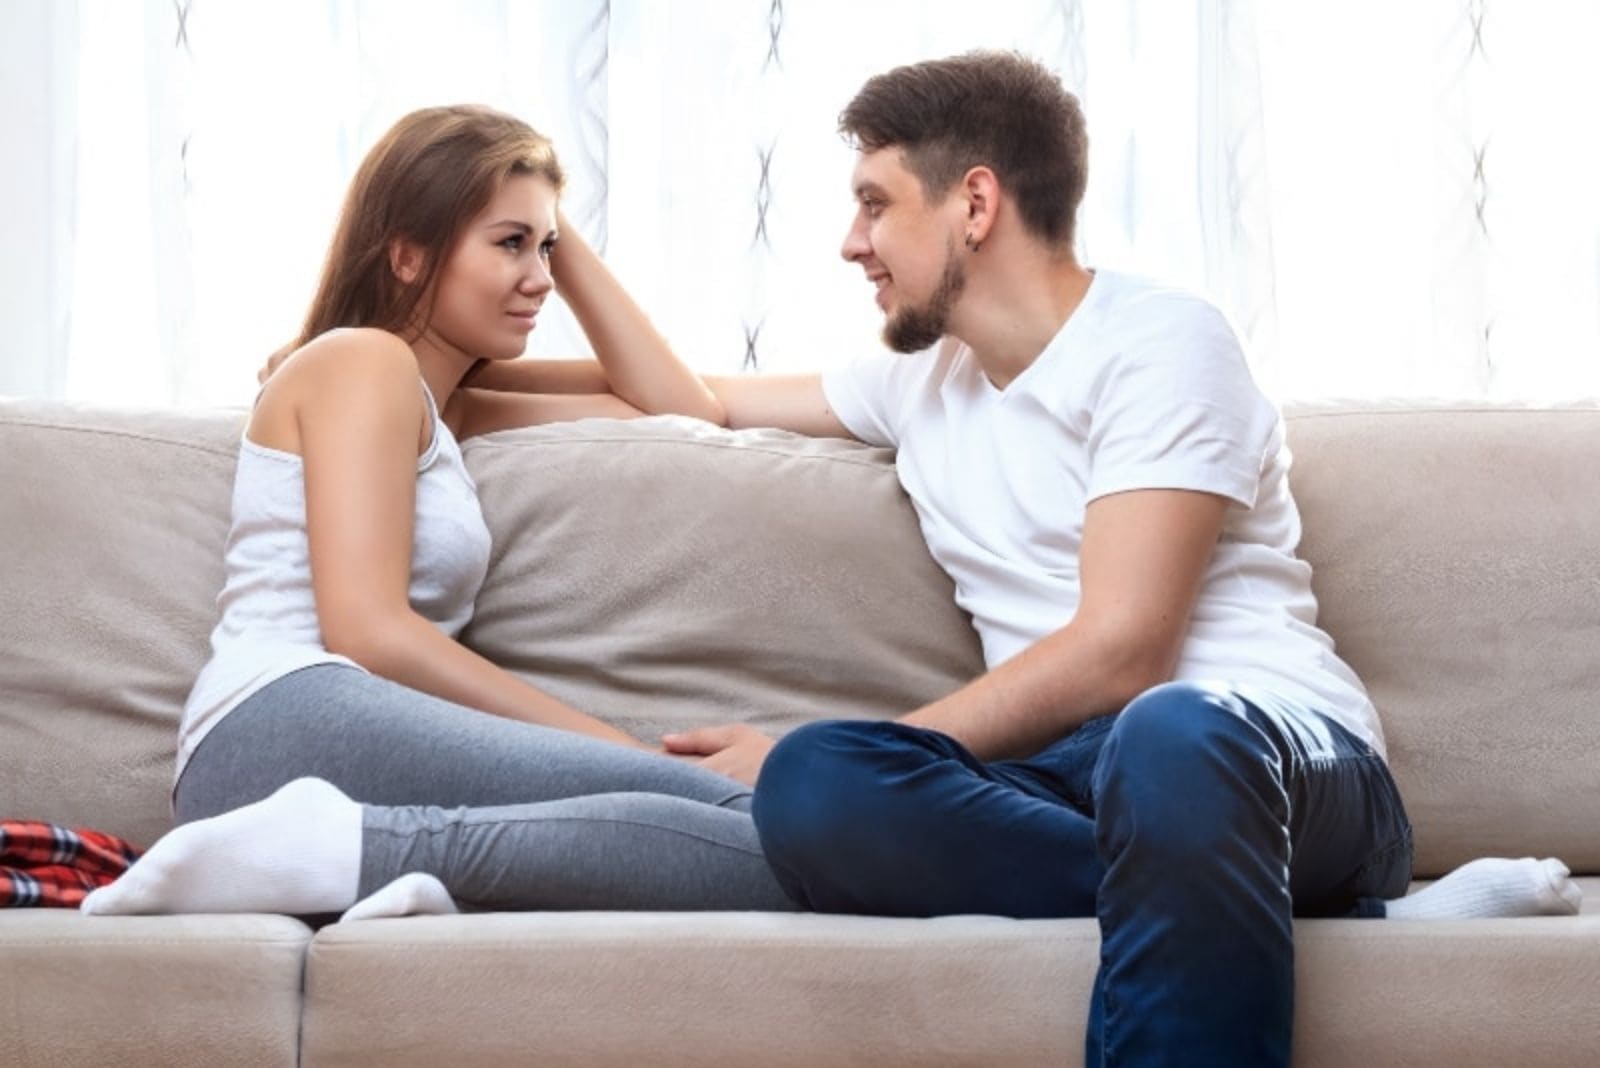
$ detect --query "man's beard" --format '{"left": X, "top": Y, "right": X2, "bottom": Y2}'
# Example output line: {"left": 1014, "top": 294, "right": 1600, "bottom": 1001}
{"left": 883, "top": 238, "right": 966, "bottom": 353}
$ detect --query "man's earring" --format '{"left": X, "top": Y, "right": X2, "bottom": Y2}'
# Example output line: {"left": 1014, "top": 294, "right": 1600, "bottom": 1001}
{"left": 965, "top": 232, "right": 980, "bottom": 252}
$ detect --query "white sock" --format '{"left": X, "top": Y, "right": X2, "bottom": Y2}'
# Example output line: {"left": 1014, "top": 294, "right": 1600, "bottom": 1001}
{"left": 1385, "top": 857, "right": 1583, "bottom": 919}
{"left": 80, "top": 778, "right": 362, "bottom": 916}
{"left": 339, "top": 872, "right": 458, "bottom": 923}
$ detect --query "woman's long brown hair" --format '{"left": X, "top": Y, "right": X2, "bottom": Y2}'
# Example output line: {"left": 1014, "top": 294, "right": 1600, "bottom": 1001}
{"left": 293, "top": 105, "right": 564, "bottom": 349}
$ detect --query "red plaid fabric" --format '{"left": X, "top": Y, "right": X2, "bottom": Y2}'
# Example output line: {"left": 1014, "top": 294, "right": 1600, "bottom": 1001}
{"left": 1, "top": 822, "right": 144, "bottom": 908}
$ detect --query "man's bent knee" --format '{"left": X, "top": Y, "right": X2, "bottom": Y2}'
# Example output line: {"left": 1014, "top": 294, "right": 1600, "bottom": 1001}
{"left": 1100, "top": 682, "right": 1268, "bottom": 777}
{"left": 756, "top": 721, "right": 883, "bottom": 861}
{"left": 1093, "top": 683, "right": 1285, "bottom": 857}
{"left": 754, "top": 720, "right": 960, "bottom": 887}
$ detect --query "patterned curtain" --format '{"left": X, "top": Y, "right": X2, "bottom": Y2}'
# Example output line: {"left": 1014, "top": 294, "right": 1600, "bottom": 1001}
{"left": 2, "top": 0, "right": 1596, "bottom": 406}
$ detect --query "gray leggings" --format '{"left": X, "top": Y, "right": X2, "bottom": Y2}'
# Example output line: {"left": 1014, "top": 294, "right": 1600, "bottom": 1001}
{"left": 175, "top": 664, "right": 796, "bottom": 912}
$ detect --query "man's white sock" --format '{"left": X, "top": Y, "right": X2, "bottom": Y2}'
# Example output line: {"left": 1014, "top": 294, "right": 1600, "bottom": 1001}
{"left": 1385, "top": 857, "right": 1582, "bottom": 919}
{"left": 81, "top": 778, "right": 362, "bottom": 916}
{"left": 340, "top": 872, "right": 458, "bottom": 922}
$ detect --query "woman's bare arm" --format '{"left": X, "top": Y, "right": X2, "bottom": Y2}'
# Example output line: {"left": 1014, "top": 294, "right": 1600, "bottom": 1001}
{"left": 275, "top": 330, "right": 640, "bottom": 747}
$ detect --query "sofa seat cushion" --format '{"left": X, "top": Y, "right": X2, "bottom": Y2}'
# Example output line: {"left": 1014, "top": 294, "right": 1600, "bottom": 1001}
{"left": 302, "top": 911, "right": 1096, "bottom": 1068}
{"left": 301, "top": 905, "right": 1600, "bottom": 1067}
{"left": 0, "top": 911, "right": 310, "bottom": 1068}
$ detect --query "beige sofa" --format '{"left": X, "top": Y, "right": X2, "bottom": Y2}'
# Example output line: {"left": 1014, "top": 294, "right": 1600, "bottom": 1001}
{"left": 2, "top": 394, "right": 1597, "bottom": 1067}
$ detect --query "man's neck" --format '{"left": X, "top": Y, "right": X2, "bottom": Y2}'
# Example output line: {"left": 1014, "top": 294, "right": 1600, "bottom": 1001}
{"left": 952, "top": 254, "right": 1094, "bottom": 391}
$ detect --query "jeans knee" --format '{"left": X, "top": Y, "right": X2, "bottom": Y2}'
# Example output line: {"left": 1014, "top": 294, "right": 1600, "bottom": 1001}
{"left": 1101, "top": 683, "right": 1264, "bottom": 775}
{"left": 1094, "top": 683, "right": 1283, "bottom": 854}
{"left": 757, "top": 719, "right": 960, "bottom": 868}
{"left": 754, "top": 720, "right": 889, "bottom": 865}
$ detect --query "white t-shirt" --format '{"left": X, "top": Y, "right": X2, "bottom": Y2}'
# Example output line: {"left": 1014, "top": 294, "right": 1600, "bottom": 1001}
{"left": 822, "top": 269, "right": 1382, "bottom": 755}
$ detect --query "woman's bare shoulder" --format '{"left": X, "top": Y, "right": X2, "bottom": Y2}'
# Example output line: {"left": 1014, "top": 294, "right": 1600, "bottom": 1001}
{"left": 249, "top": 329, "right": 422, "bottom": 452}
{"left": 284, "top": 327, "right": 416, "bottom": 377}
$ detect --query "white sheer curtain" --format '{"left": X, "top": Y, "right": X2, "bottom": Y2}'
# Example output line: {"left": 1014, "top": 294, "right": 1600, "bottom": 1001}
{"left": 2, "top": 0, "right": 1596, "bottom": 407}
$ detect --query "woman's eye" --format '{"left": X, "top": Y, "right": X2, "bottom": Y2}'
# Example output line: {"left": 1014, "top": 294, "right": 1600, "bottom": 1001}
{"left": 499, "top": 234, "right": 524, "bottom": 252}
{"left": 538, "top": 239, "right": 557, "bottom": 259}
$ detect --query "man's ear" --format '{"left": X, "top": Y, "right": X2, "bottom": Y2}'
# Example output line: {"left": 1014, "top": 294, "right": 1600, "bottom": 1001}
{"left": 388, "top": 239, "right": 425, "bottom": 285}
{"left": 960, "top": 166, "right": 1000, "bottom": 247}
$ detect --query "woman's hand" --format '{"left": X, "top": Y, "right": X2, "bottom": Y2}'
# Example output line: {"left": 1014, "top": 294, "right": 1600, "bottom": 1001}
{"left": 661, "top": 723, "right": 777, "bottom": 786}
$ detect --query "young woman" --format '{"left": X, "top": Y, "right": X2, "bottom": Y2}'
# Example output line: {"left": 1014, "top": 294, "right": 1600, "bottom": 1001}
{"left": 81, "top": 105, "right": 794, "bottom": 919}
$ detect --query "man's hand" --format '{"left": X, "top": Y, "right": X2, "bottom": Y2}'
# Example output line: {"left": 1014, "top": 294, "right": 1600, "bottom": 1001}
{"left": 661, "top": 723, "right": 776, "bottom": 786}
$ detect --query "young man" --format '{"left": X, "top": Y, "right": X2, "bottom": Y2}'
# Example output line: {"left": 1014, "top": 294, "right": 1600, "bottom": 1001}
{"left": 658, "top": 51, "right": 1578, "bottom": 1065}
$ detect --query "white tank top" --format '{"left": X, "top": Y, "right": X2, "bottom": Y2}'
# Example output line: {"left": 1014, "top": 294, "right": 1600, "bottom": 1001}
{"left": 176, "top": 380, "right": 492, "bottom": 781}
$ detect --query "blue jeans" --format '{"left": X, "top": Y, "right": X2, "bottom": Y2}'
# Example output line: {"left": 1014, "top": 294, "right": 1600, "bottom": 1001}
{"left": 751, "top": 681, "right": 1413, "bottom": 1067}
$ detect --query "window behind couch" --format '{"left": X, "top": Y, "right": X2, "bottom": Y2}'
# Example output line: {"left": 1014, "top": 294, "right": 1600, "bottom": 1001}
{"left": 3, "top": 0, "right": 1596, "bottom": 407}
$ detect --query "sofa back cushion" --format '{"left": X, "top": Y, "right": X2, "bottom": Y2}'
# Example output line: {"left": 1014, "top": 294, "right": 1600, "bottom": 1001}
{"left": 1286, "top": 406, "right": 1600, "bottom": 875}
{"left": 0, "top": 399, "right": 240, "bottom": 850}
{"left": 459, "top": 418, "right": 985, "bottom": 742}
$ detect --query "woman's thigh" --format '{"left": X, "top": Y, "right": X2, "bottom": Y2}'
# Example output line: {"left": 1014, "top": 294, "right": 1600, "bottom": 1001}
{"left": 175, "top": 664, "right": 748, "bottom": 821}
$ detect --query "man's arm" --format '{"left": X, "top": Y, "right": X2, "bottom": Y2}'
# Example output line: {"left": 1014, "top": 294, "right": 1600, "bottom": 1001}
{"left": 901, "top": 488, "right": 1231, "bottom": 760}
{"left": 666, "top": 487, "right": 1232, "bottom": 780}
{"left": 702, "top": 373, "right": 857, "bottom": 438}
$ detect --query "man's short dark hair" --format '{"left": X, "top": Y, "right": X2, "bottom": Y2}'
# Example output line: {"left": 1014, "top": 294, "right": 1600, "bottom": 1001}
{"left": 840, "top": 51, "right": 1088, "bottom": 250}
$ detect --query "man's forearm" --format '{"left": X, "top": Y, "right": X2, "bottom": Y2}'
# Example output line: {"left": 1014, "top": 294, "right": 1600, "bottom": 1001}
{"left": 907, "top": 490, "right": 1228, "bottom": 760}
{"left": 898, "top": 620, "right": 1174, "bottom": 761}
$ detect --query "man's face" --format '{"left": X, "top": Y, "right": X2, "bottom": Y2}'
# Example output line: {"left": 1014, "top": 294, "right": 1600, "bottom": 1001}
{"left": 841, "top": 148, "right": 967, "bottom": 353}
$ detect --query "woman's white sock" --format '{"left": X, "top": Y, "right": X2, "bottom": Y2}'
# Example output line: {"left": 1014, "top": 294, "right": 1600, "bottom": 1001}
{"left": 1385, "top": 857, "right": 1582, "bottom": 919}
{"left": 340, "top": 872, "right": 458, "bottom": 922}
{"left": 80, "top": 777, "right": 362, "bottom": 916}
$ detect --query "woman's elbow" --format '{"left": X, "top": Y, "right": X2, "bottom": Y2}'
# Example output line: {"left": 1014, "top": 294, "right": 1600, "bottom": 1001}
{"left": 693, "top": 392, "right": 729, "bottom": 427}
{"left": 320, "top": 611, "right": 411, "bottom": 674}
{"left": 698, "top": 378, "right": 735, "bottom": 427}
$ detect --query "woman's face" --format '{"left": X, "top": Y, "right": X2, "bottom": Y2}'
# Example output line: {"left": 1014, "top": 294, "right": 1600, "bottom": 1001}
{"left": 425, "top": 173, "right": 559, "bottom": 361}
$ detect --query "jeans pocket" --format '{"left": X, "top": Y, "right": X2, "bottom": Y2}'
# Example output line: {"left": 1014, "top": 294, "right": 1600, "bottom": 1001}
{"left": 1331, "top": 756, "right": 1415, "bottom": 906}
{"left": 1349, "top": 825, "right": 1416, "bottom": 901}
{"left": 1353, "top": 757, "right": 1415, "bottom": 900}
{"left": 1290, "top": 747, "right": 1415, "bottom": 915}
